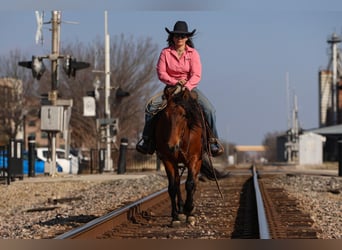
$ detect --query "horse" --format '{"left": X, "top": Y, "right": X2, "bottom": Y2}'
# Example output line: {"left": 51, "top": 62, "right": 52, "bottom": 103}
{"left": 154, "top": 85, "right": 227, "bottom": 226}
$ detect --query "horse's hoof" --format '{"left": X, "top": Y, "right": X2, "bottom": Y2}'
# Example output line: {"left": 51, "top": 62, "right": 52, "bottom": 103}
{"left": 171, "top": 220, "right": 182, "bottom": 227}
{"left": 178, "top": 214, "right": 187, "bottom": 222}
{"left": 187, "top": 216, "right": 196, "bottom": 226}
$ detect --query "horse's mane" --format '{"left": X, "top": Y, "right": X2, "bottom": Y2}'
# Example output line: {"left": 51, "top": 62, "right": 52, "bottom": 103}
{"left": 168, "top": 88, "right": 203, "bottom": 130}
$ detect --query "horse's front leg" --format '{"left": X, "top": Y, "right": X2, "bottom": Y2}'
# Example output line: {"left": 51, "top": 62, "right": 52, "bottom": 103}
{"left": 184, "top": 159, "right": 201, "bottom": 223}
{"left": 164, "top": 161, "right": 181, "bottom": 224}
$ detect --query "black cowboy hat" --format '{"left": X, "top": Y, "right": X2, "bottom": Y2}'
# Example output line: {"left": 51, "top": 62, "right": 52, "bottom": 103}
{"left": 165, "top": 21, "right": 196, "bottom": 36}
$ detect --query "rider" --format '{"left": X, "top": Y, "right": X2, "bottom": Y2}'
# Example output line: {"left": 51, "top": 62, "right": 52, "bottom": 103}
{"left": 136, "top": 20, "right": 224, "bottom": 157}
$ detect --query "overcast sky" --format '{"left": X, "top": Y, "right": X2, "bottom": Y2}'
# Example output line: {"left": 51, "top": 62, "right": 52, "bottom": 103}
{"left": 1, "top": 0, "right": 342, "bottom": 145}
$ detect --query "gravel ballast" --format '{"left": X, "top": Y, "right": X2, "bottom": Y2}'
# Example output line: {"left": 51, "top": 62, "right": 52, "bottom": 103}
{"left": 0, "top": 171, "right": 341, "bottom": 239}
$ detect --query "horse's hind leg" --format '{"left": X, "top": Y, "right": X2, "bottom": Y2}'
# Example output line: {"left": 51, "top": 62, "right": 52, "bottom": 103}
{"left": 175, "top": 170, "right": 186, "bottom": 222}
{"left": 184, "top": 172, "right": 196, "bottom": 215}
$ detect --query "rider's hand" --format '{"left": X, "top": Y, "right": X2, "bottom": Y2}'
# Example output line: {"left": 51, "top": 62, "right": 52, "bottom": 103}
{"left": 178, "top": 79, "right": 187, "bottom": 85}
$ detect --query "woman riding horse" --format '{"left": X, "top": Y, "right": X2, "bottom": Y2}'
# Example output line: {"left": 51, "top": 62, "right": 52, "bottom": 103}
{"left": 136, "top": 20, "right": 224, "bottom": 157}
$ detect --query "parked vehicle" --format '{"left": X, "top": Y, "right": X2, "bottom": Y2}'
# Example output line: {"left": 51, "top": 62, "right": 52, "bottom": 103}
{"left": 22, "top": 151, "right": 63, "bottom": 174}
{"left": 0, "top": 150, "right": 62, "bottom": 175}
{"left": 35, "top": 147, "right": 79, "bottom": 174}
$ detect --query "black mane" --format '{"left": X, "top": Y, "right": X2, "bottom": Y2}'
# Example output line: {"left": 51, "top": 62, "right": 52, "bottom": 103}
{"left": 172, "top": 90, "right": 203, "bottom": 130}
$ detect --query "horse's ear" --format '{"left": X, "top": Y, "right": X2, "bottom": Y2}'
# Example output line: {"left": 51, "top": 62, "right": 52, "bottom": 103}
{"left": 173, "top": 84, "right": 184, "bottom": 95}
{"left": 182, "top": 88, "right": 194, "bottom": 101}
{"left": 189, "top": 90, "right": 198, "bottom": 100}
{"left": 164, "top": 85, "right": 184, "bottom": 99}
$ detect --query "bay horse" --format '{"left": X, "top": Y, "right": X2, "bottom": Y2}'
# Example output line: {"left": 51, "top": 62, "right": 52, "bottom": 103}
{"left": 155, "top": 85, "right": 227, "bottom": 226}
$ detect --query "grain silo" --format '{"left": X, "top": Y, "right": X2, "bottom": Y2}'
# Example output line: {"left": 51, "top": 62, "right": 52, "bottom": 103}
{"left": 319, "top": 70, "right": 332, "bottom": 127}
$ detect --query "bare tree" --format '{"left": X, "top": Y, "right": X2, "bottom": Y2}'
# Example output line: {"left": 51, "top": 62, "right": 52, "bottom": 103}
{"left": 58, "top": 35, "right": 160, "bottom": 149}
{"left": 0, "top": 78, "right": 23, "bottom": 143}
{"left": 262, "top": 131, "right": 284, "bottom": 162}
{"left": 0, "top": 49, "right": 42, "bottom": 96}
{"left": 0, "top": 49, "right": 39, "bottom": 144}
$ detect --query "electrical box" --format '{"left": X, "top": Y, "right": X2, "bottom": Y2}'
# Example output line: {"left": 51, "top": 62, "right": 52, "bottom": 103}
{"left": 83, "top": 96, "right": 96, "bottom": 117}
{"left": 41, "top": 105, "right": 64, "bottom": 131}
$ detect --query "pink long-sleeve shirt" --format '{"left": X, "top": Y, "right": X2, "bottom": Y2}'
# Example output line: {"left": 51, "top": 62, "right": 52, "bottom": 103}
{"left": 156, "top": 45, "right": 202, "bottom": 91}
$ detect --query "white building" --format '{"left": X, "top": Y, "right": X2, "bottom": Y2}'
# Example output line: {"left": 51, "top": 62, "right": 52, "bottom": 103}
{"left": 299, "top": 133, "right": 326, "bottom": 165}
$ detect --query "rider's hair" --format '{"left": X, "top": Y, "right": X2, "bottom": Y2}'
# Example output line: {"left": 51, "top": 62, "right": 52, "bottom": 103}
{"left": 166, "top": 34, "right": 195, "bottom": 48}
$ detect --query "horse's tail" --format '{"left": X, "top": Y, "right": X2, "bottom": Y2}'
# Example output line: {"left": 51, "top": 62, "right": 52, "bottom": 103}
{"left": 200, "top": 153, "right": 230, "bottom": 181}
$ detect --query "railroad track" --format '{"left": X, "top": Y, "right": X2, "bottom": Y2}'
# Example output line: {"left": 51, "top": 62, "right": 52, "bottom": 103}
{"left": 258, "top": 174, "right": 319, "bottom": 239}
{"left": 55, "top": 166, "right": 319, "bottom": 239}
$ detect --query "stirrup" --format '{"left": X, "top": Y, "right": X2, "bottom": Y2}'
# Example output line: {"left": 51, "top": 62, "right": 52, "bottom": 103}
{"left": 136, "top": 138, "right": 154, "bottom": 155}
{"left": 209, "top": 138, "right": 224, "bottom": 157}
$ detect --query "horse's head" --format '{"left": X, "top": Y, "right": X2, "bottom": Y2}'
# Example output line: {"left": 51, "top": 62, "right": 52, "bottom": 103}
{"left": 162, "top": 85, "right": 201, "bottom": 153}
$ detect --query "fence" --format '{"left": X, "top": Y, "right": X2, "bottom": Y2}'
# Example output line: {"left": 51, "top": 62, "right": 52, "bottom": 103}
{"left": 113, "top": 148, "right": 160, "bottom": 172}
{"left": 0, "top": 140, "right": 24, "bottom": 184}
{"left": 0, "top": 145, "right": 9, "bottom": 184}
{"left": 79, "top": 148, "right": 159, "bottom": 174}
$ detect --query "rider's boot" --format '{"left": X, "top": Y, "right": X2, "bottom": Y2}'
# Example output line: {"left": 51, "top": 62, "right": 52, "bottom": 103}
{"left": 209, "top": 138, "right": 224, "bottom": 157}
{"left": 136, "top": 117, "right": 155, "bottom": 155}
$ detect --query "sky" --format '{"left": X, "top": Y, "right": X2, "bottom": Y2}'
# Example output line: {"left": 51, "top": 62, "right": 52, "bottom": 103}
{"left": 1, "top": 0, "right": 342, "bottom": 146}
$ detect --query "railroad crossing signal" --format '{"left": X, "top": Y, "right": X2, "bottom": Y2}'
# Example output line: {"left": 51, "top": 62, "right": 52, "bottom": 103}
{"left": 18, "top": 56, "right": 46, "bottom": 80}
{"left": 97, "top": 118, "right": 119, "bottom": 142}
{"left": 18, "top": 11, "right": 90, "bottom": 177}
{"left": 63, "top": 55, "right": 91, "bottom": 78}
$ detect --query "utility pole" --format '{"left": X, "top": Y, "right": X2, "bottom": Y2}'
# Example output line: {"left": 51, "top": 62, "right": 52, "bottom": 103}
{"left": 285, "top": 73, "right": 299, "bottom": 163}
{"left": 286, "top": 72, "right": 291, "bottom": 130}
{"left": 104, "top": 11, "right": 113, "bottom": 171}
{"left": 83, "top": 11, "right": 129, "bottom": 172}
{"left": 292, "top": 93, "right": 299, "bottom": 162}
{"left": 49, "top": 10, "right": 61, "bottom": 176}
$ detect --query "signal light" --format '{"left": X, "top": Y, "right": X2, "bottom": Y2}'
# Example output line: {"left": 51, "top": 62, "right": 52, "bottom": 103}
{"left": 115, "top": 87, "right": 130, "bottom": 98}
{"left": 18, "top": 56, "right": 46, "bottom": 80}
{"left": 86, "top": 91, "right": 95, "bottom": 97}
{"left": 63, "top": 55, "right": 90, "bottom": 78}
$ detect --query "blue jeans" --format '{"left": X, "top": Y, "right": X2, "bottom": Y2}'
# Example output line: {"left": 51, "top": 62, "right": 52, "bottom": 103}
{"left": 193, "top": 88, "right": 219, "bottom": 138}
{"left": 144, "top": 88, "right": 219, "bottom": 139}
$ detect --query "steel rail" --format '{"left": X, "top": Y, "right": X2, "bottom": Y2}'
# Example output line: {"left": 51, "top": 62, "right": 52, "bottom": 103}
{"left": 55, "top": 179, "right": 186, "bottom": 239}
{"left": 55, "top": 186, "right": 170, "bottom": 239}
{"left": 252, "top": 165, "right": 271, "bottom": 239}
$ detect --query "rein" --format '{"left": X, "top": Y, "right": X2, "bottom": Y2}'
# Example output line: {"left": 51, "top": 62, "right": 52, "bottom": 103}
{"left": 196, "top": 101, "right": 224, "bottom": 200}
